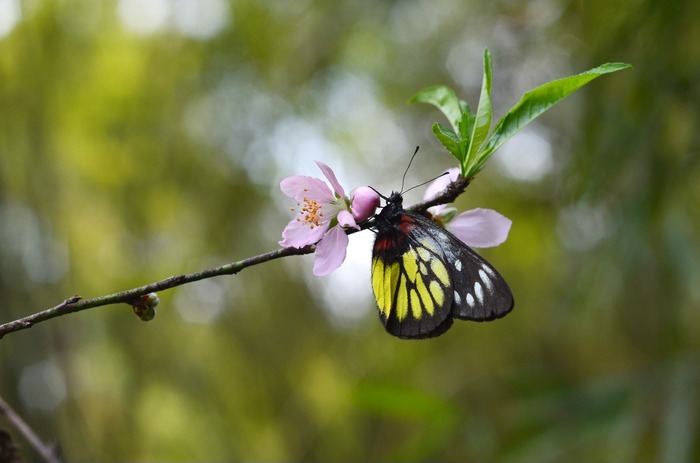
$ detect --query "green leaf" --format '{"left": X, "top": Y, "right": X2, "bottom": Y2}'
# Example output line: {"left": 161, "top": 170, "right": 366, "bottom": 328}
{"left": 432, "top": 122, "right": 463, "bottom": 162}
{"left": 458, "top": 110, "right": 475, "bottom": 146}
{"left": 464, "top": 49, "right": 494, "bottom": 175}
{"left": 410, "top": 85, "right": 463, "bottom": 133}
{"left": 479, "top": 62, "right": 632, "bottom": 161}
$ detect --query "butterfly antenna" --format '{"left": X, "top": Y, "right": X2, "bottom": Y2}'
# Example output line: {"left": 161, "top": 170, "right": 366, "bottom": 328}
{"left": 402, "top": 171, "right": 450, "bottom": 196}
{"left": 368, "top": 186, "right": 389, "bottom": 201}
{"left": 400, "top": 146, "right": 420, "bottom": 193}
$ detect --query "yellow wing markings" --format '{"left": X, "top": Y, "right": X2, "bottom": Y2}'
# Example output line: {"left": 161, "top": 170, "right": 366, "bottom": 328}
{"left": 429, "top": 280, "right": 444, "bottom": 308}
{"left": 372, "top": 236, "right": 454, "bottom": 324}
{"left": 430, "top": 258, "right": 450, "bottom": 286}
{"left": 395, "top": 273, "right": 409, "bottom": 321}
{"left": 420, "top": 238, "right": 441, "bottom": 255}
{"left": 372, "top": 258, "right": 400, "bottom": 319}
{"left": 417, "top": 245, "right": 432, "bottom": 261}
{"left": 401, "top": 250, "right": 419, "bottom": 283}
{"left": 409, "top": 289, "right": 421, "bottom": 319}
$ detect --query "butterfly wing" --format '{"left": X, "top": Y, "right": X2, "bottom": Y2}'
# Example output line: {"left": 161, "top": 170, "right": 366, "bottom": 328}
{"left": 371, "top": 211, "right": 455, "bottom": 339}
{"left": 411, "top": 211, "right": 514, "bottom": 321}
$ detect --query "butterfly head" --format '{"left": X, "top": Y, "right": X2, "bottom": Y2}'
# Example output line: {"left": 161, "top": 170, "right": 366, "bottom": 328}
{"left": 371, "top": 191, "right": 403, "bottom": 230}
{"left": 385, "top": 191, "right": 404, "bottom": 208}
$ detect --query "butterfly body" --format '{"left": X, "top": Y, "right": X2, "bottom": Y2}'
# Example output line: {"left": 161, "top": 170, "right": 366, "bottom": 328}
{"left": 371, "top": 192, "right": 514, "bottom": 339}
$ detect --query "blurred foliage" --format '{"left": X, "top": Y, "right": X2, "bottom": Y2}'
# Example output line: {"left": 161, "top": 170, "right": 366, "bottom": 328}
{"left": 1, "top": 0, "right": 699, "bottom": 461}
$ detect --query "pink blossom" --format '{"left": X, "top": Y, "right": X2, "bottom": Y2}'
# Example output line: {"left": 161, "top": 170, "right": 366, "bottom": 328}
{"left": 280, "top": 161, "right": 379, "bottom": 276}
{"left": 426, "top": 168, "right": 511, "bottom": 248}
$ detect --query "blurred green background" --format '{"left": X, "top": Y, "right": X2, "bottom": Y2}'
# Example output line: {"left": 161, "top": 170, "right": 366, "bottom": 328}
{"left": 1, "top": 0, "right": 699, "bottom": 461}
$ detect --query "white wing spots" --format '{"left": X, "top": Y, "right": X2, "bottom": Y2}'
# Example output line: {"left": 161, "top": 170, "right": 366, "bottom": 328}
{"left": 474, "top": 282, "right": 484, "bottom": 304}
{"left": 454, "top": 290, "right": 461, "bottom": 305}
{"left": 466, "top": 293, "right": 475, "bottom": 307}
{"left": 481, "top": 264, "right": 496, "bottom": 277}
{"left": 454, "top": 259, "right": 462, "bottom": 272}
{"left": 478, "top": 269, "right": 493, "bottom": 291}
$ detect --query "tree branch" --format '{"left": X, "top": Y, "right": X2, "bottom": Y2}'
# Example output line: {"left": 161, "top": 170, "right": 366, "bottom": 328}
{"left": 0, "top": 177, "right": 470, "bottom": 340}
{"left": 0, "top": 245, "right": 315, "bottom": 339}
{"left": 410, "top": 174, "right": 471, "bottom": 212}
{"left": 0, "top": 394, "right": 63, "bottom": 463}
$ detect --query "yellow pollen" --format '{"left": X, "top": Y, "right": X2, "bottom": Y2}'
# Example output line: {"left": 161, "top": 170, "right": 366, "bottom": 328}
{"left": 294, "top": 196, "right": 325, "bottom": 228}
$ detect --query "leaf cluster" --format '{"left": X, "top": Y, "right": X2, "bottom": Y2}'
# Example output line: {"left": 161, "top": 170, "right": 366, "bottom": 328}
{"left": 410, "top": 49, "right": 631, "bottom": 178}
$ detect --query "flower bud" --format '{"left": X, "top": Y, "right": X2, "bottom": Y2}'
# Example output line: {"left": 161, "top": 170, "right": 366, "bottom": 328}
{"left": 351, "top": 187, "right": 380, "bottom": 221}
{"left": 132, "top": 293, "right": 159, "bottom": 321}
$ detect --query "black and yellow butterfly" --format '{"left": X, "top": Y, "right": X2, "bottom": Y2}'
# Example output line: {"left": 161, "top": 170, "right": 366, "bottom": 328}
{"left": 371, "top": 191, "right": 514, "bottom": 339}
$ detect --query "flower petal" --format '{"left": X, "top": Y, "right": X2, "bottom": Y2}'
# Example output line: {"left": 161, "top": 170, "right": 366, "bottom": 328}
{"left": 315, "top": 161, "right": 346, "bottom": 198}
{"left": 313, "top": 226, "right": 349, "bottom": 276}
{"left": 447, "top": 208, "right": 512, "bottom": 248}
{"left": 280, "top": 175, "right": 333, "bottom": 202}
{"left": 279, "top": 218, "right": 329, "bottom": 248}
{"left": 424, "top": 167, "right": 460, "bottom": 200}
{"left": 337, "top": 210, "right": 359, "bottom": 230}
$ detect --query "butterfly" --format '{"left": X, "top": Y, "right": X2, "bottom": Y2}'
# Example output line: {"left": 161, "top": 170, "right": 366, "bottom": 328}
{"left": 371, "top": 190, "right": 514, "bottom": 339}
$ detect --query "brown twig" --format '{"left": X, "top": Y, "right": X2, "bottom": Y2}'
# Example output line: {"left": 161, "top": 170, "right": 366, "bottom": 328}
{"left": 0, "top": 177, "right": 470, "bottom": 340}
{"left": 0, "top": 245, "right": 314, "bottom": 339}
{"left": 0, "top": 394, "right": 63, "bottom": 463}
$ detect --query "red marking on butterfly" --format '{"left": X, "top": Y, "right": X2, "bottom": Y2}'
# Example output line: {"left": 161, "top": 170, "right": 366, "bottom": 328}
{"left": 399, "top": 215, "right": 416, "bottom": 234}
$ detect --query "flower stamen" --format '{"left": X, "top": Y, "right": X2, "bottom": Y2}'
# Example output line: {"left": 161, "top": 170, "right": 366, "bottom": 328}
{"left": 297, "top": 197, "right": 324, "bottom": 228}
